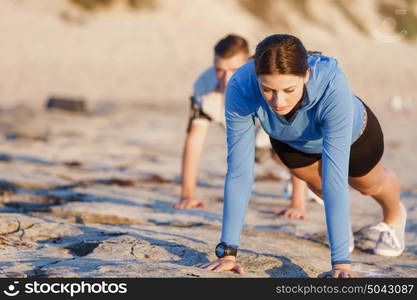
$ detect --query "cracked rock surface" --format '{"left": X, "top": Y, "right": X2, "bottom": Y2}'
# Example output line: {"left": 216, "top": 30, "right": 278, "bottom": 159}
{"left": 0, "top": 104, "right": 417, "bottom": 278}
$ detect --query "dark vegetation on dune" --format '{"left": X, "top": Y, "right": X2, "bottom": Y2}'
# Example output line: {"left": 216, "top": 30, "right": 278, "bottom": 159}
{"left": 69, "top": 0, "right": 156, "bottom": 10}
{"left": 68, "top": 0, "right": 417, "bottom": 41}
{"left": 239, "top": 0, "right": 417, "bottom": 41}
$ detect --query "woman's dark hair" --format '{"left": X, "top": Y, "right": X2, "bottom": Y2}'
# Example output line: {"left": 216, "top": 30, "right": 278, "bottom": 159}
{"left": 254, "top": 34, "right": 312, "bottom": 76}
{"left": 214, "top": 34, "right": 249, "bottom": 59}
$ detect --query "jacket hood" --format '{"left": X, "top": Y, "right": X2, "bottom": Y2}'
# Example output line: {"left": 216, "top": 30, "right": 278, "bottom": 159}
{"left": 300, "top": 53, "right": 339, "bottom": 111}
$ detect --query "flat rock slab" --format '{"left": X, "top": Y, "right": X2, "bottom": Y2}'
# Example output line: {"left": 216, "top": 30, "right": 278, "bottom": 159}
{"left": 0, "top": 104, "right": 417, "bottom": 278}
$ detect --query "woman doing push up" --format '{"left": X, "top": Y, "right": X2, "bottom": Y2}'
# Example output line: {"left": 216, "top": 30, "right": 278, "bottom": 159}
{"left": 198, "top": 34, "right": 407, "bottom": 278}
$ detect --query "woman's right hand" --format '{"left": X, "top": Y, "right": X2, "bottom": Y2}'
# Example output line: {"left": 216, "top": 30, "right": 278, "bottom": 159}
{"left": 197, "top": 256, "right": 245, "bottom": 275}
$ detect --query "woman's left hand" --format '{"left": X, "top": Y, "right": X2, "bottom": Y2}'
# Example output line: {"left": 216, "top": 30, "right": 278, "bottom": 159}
{"left": 318, "top": 264, "right": 357, "bottom": 278}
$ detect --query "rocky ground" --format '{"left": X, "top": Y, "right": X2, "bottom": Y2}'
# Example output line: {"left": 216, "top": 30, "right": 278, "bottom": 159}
{"left": 0, "top": 103, "right": 416, "bottom": 278}
{"left": 1, "top": 0, "right": 417, "bottom": 279}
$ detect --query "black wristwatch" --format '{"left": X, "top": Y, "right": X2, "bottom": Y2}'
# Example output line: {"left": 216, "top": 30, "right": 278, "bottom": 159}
{"left": 215, "top": 242, "right": 237, "bottom": 258}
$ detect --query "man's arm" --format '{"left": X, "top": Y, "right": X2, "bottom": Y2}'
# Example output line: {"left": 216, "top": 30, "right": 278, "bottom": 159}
{"left": 173, "top": 121, "right": 209, "bottom": 209}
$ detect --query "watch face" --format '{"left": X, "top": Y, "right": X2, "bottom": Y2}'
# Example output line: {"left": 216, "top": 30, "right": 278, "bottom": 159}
{"left": 215, "top": 244, "right": 225, "bottom": 257}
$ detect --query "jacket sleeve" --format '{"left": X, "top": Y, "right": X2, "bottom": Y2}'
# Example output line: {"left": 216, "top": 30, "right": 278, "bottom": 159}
{"left": 220, "top": 79, "right": 256, "bottom": 247}
{"left": 319, "top": 71, "right": 354, "bottom": 265}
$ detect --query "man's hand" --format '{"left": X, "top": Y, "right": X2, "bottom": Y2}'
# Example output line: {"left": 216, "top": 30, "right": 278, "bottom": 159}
{"left": 275, "top": 206, "right": 306, "bottom": 219}
{"left": 172, "top": 197, "right": 205, "bottom": 209}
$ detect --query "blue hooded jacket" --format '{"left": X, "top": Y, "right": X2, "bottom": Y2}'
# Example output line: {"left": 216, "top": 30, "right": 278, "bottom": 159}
{"left": 221, "top": 54, "right": 366, "bottom": 265}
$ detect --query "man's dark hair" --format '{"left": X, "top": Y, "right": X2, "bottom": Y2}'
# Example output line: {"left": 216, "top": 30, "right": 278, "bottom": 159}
{"left": 214, "top": 34, "right": 249, "bottom": 58}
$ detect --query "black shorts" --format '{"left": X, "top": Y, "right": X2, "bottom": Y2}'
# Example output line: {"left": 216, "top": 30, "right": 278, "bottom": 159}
{"left": 269, "top": 101, "right": 384, "bottom": 177}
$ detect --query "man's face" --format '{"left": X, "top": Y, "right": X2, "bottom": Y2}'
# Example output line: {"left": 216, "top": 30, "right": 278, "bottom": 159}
{"left": 214, "top": 51, "right": 248, "bottom": 93}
